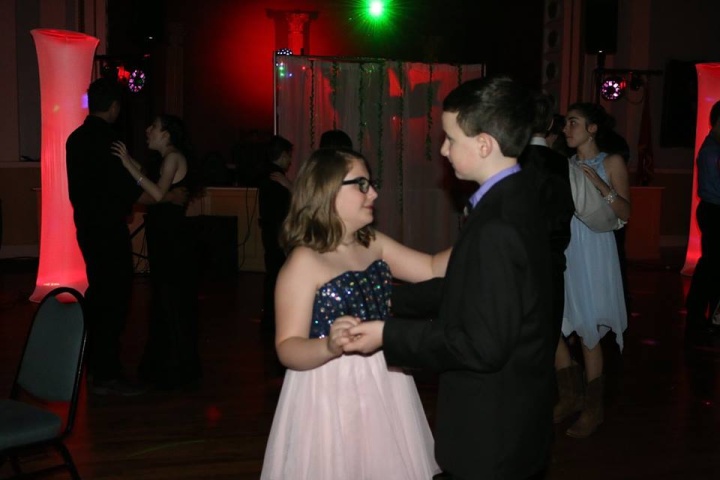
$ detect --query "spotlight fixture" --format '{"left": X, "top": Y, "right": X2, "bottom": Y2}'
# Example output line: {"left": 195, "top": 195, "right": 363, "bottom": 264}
{"left": 600, "top": 75, "right": 627, "bottom": 101}
{"left": 276, "top": 48, "right": 293, "bottom": 55}
{"left": 128, "top": 69, "right": 146, "bottom": 93}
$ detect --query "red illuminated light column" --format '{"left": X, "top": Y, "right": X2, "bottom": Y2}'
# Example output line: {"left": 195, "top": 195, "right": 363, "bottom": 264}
{"left": 682, "top": 63, "right": 720, "bottom": 275}
{"left": 30, "top": 29, "right": 99, "bottom": 302}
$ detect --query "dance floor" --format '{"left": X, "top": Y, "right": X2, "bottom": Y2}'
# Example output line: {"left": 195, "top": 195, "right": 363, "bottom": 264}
{"left": 1, "top": 248, "right": 719, "bottom": 479}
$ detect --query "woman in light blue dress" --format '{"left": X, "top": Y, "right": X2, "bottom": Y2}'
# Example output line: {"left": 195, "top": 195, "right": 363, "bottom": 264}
{"left": 553, "top": 103, "right": 631, "bottom": 438}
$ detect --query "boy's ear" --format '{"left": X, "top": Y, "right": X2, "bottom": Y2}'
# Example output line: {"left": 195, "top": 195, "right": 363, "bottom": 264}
{"left": 476, "top": 132, "right": 495, "bottom": 158}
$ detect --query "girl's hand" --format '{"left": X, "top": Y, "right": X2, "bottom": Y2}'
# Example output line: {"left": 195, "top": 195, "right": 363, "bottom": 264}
{"left": 327, "top": 315, "right": 361, "bottom": 357}
{"left": 580, "top": 164, "right": 610, "bottom": 194}
{"left": 111, "top": 141, "right": 133, "bottom": 169}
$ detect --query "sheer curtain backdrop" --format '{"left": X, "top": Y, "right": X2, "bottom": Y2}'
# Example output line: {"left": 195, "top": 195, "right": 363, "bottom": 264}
{"left": 275, "top": 56, "right": 484, "bottom": 254}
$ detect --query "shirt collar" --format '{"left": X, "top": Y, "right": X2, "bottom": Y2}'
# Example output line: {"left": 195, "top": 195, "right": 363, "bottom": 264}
{"left": 529, "top": 136, "right": 548, "bottom": 147}
{"left": 468, "top": 164, "right": 521, "bottom": 208}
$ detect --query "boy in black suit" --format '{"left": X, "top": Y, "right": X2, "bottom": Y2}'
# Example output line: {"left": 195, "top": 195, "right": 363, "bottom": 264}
{"left": 345, "top": 77, "right": 555, "bottom": 480}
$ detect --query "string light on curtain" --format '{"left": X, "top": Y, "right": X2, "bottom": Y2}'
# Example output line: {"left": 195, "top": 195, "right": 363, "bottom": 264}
{"left": 276, "top": 60, "right": 292, "bottom": 78}
{"left": 425, "top": 64, "right": 434, "bottom": 162}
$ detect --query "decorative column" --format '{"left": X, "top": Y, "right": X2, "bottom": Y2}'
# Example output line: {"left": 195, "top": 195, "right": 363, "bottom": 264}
{"left": 286, "top": 12, "right": 310, "bottom": 55}
{"left": 30, "top": 29, "right": 98, "bottom": 301}
{"left": 266, "top": 9, "right": 317, "bottom": 54}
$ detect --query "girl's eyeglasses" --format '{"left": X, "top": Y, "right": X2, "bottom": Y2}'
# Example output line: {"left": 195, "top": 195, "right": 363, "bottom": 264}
{"left": 341, "top": 177, "right": 377, "bottom": 194}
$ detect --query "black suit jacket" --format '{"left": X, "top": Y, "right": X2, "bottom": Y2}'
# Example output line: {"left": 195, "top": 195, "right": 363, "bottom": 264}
{"left": 384, "top": 171, "right": 556, "bottom": 480}
{"left": 519, "top": 143, "right": 574, "bottom": 333}
{"left": 518, "top": 144, "right": 574, "bottom": 274}
{"left": 66, "top": 115, "right": 142, "bottom": 230}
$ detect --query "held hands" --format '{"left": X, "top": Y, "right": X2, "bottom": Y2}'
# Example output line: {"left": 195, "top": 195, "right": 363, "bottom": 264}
{"left": 342, "top": 321, "right": 384, "bottom": 354}
{"left": 326, "top": 315, "right": 361, "bottom": 357}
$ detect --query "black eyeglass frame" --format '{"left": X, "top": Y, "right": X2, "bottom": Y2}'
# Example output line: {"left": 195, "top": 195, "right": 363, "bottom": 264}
{"left": 341, "top": 177, "right": 377, "bottom": 194}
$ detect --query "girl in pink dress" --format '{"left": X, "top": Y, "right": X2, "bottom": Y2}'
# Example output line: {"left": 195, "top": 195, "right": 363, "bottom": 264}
{"left": 261, "top": 148, "right": 447, "bottom": 480}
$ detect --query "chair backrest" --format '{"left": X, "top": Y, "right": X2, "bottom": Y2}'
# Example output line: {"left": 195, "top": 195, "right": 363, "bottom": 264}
{"left": 15, "top": 287, "right": 86, "bottom": 403}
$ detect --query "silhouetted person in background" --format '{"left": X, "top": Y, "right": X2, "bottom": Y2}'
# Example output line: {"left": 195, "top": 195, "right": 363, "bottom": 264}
{"left": 258, "top": 135, "right": 293, "bottom": 331}
{"left": 548, "top": 113, "right": 572, "bottom": 157}
{"left": 319, "top": 129, "right": 353, "bottom": 149}
{"left": 112, "top": 114, "right": 203, "bottom": 391}
{"left": 685, "top": 100, "right": 720, "bottom": 338}
{"left": 66, "top": 78, "right": 145, "bottom": 396}
{"left": 519, "top": 93, "right": 575, "bottom": 336}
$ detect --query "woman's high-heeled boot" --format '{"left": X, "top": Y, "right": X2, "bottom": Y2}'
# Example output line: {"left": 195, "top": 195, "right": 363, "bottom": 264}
{"left": 566, "top": 375, "right": 604, "bottom": 438}
{"left": 553, "top": 363, "right": 584, "bottom": 423}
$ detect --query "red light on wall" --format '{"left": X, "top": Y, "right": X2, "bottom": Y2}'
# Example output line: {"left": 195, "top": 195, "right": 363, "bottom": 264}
{"left": 30, "top": 29, "right": 98, "bottom": 301}
{"left": 117, "top": 65, "right": 130, "bottom": 82}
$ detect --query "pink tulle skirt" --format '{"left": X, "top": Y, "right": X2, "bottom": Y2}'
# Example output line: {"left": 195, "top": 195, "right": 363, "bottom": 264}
{"left": 261, "top": 351, "right": 440, "bottom": 480}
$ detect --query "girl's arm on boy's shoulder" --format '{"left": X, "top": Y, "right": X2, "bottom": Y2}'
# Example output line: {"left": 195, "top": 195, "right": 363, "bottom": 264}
{"left": 274, "top": 247, "right": 359, "bottom": 370}
{"left": 373, "top": 231, "right": 451, "bottom": 283}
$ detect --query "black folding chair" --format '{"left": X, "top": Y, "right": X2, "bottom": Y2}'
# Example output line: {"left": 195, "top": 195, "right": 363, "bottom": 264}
{"left": 0, "top": 287, "right": 86, "bottom": 479}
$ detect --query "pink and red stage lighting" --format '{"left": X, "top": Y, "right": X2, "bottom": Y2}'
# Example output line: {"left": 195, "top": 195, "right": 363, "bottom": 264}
{"left": 101, "top": 60, "right": 147, "bottom": 93}
{"left": 30, "top": 29, "right": 98, "bottom": 301}
{"left": 600, "top": 75, "right": 627, "bottom": 101}
{"left": 128, "top": 69, "right": 146, "bottom": 92}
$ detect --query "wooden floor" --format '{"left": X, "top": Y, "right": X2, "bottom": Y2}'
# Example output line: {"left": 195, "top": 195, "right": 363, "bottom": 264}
{"left": 1, "top": 249, "right": 719, "bottom": 479}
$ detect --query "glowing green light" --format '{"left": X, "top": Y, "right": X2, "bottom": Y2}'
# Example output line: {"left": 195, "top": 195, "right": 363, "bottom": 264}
{"left": 354, "top": 0, "right": 396, "bottom": 33}
{"left": 369, "top": 1, "right": 384, "bottom": 17}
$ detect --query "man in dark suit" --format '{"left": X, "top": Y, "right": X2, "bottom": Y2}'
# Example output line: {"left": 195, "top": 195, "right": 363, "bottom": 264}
{"left": 67, "top": 78, "right": 145, "bottom": 396}
{"left": 518, "top": 96, "right": 579, "bottom": 426}
{"left": 519, "top": 93, "right": 575, "bottom": 335}
{"left": 345, "top": 77, "right": 556, "bottom": 479}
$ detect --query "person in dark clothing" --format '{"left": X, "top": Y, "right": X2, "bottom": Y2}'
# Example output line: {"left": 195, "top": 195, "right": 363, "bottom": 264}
{"left": 258, "top": 135, "right": 293, "bottom": 330}
{"left": 686, "top": 100, "right": 720, "bottom": 338}
{"left": 66, "top": 78, "right": 145, "bottom": 396}
{"left": 112, "top": 114, "right": 203, "bottom": 391}
{"left": 319, "top": 129, "right": 353, "bottom": 149}
{"left": 519, "top": 93, "right": 575, "bottom": 335}
{"left": 345, "top": 77, "right": 556, "bottom": 480}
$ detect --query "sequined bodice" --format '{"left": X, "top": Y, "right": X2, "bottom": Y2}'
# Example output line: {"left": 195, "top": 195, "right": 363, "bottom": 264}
{"left": 571, "top": 151, "right": 610, "bottom": 183}
{"left": 309, "top": 260, "right": 392, "bottom": 339}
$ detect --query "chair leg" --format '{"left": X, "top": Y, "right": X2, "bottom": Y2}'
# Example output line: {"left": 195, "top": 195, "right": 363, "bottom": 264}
{"left": 55, "top": 441, "right": 82, "bottom": 480}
